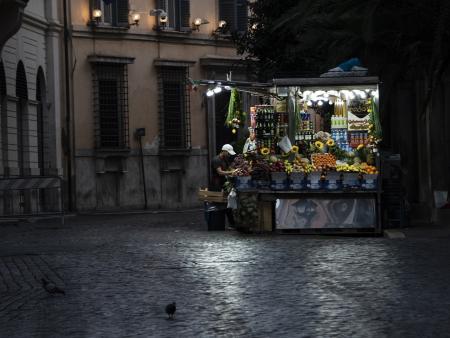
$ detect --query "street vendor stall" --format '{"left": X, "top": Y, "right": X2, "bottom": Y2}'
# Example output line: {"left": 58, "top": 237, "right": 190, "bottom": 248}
{"left": 230, "top": 76, "right": 382, "bottom": 234}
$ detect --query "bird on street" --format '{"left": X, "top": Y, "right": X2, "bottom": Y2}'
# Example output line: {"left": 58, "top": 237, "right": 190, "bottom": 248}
{"left": 165, "top": 302, "right": 176, "bottom": 319}
{"left": 41, "top": 278, "right": 65, "bottom": 295}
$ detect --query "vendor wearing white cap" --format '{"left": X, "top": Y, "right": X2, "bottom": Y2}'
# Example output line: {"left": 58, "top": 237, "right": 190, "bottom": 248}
{"left": 210, "top": 144, "right": 236, "bottom": 191}
{"left": 210, "top": 144, "right": 237, "bottom": 227}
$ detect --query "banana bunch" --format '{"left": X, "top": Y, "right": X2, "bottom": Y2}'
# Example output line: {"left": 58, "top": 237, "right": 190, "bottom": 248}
{"left": 336, "top": 163, "right": 360, "bottom": 172}
{"left": 302, "top": 164, "right": 316, "bottom": 173}
{"left": 284, "top": 160, "right": 293, "bottom": 174}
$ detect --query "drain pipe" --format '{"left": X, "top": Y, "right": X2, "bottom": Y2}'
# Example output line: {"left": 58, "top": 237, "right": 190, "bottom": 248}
{"left": 135, "top": 128, "right": 147, "bottom": 209}
{"left": 63, "top": 0, "right": 73, "bottom": 211}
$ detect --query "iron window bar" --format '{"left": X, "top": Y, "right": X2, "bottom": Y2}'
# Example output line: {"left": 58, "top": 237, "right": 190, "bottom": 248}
{"left": 157, "top": 66, "right": 191, "bottom": 150}
{"left": 92, "top": 62, "right": 129, "bottom": 150}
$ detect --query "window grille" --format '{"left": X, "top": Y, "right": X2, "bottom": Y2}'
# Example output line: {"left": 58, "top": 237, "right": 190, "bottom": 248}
{"left": 157, "top": 67, "right": 191, "bottom": 149}
{"left": 219, "top": 0, "right": 248, "bottom": 32}
{"left": 92, "top": 63, "right": 129, "bottom": 149}
{"left": 157, "top": 0, "right": 190, "bottom": 31}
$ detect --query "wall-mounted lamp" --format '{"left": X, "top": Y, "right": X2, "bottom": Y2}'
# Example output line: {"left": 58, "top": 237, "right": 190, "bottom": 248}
{"left": 150, "top": 8, "right": 168, "bottom": 25}
{"left": 218, "top": 20, "right": 227, "bottom": 29}
{"left": 213, "top": 20, "right": 228, "bottom": 35}
{"left": 89, "top": 8, "right": 102, "bottom": 27}
{"left": 192, "top": 18, "right": 209, "bottom": 31}
{"left": 130, "top": 12, "right": 141, "bottom": 26}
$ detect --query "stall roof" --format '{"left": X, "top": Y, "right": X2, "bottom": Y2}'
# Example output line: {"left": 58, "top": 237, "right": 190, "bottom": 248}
{"left": 273, "top": 76, "right": 380, "bottom": 87}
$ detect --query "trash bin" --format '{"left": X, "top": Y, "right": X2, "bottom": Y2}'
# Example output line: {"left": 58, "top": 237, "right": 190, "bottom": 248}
{"left": 204, "top": 202, "right": 226, "bottom": 231}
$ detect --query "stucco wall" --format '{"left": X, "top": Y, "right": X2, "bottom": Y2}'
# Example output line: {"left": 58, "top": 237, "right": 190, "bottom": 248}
{"left": 70, "top": 0, "right": 245, "bottom": 210}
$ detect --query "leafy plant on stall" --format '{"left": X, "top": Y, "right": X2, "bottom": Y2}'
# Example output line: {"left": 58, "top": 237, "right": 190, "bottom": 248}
{"left": 225, "top": 89, "right": 246, "bottom": 134}
{"left": 328, "top": 142, "right": 347, "bottom": 161}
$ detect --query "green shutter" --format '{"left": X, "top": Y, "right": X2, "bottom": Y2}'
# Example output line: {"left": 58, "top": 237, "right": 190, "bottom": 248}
{"left": 116, "top": 0, "right": 129, "bottom": 27}
{"left": 179, "top": 0, "right": 190, "bottom": 31}
{"left": 219, "top": 0, "right": 235, "bottom": 31}
{"left": 157, "top": 0, "right": 166, "bottom": 10}
{"left": 236, "top": 0, "right": 247, "bottom": 32}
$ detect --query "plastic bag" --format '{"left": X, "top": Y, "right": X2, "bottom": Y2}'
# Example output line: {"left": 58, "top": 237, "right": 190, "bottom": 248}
{"left": 227, "top": 188, "right": 238, "bottom": 209}
{"left": 278, "top": 135, "right": 293, "bottom": 153}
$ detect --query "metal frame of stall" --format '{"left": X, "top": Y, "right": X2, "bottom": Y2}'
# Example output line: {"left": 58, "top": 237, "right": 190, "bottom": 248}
{"left": 235, "top": 76, "right": 383, "bottom": 235}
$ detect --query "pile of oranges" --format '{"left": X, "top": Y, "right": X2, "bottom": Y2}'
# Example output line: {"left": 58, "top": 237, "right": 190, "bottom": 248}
{"left": 311, "top": 153, "right": 336, "bottom": 171}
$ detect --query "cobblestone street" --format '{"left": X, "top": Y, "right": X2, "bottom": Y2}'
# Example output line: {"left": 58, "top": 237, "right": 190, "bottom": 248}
{"left": 1, "top": 210, "right": 450, "bottom": 337}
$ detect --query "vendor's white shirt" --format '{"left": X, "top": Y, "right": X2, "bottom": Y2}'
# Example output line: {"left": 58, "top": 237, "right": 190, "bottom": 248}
{"left": 243, "top": 138, "right": 257, "bottom": 153}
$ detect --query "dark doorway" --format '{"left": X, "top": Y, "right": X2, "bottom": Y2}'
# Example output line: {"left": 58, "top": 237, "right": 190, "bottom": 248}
{"left": 214, "top": 91, "right": 236, "bottom": 153}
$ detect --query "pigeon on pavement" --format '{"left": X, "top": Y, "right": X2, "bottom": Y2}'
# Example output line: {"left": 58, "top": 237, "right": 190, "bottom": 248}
{"left": 41, "top": 278, "right": 65, "bottom": 295}
{"left": 165, "top": 302, "right": 176, "bottom": 319}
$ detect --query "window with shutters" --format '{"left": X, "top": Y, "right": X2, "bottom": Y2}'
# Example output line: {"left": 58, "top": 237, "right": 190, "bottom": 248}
{"left": 157, "top": 67, "right": 191, "bottom": 149}
{"left": 219, "top": 0, "right": 248, "bottom": 33}
{"left": 157, "top": 0, "right": 190, "bottom": 32}
{"left": 92, "top": 63, "right": 129, "bottom": 149}
{"left": 92, "top": 0, "right": 129, "bottom": 27}
{"left": 0, "top": 61, "right": 7, "bottom": 175}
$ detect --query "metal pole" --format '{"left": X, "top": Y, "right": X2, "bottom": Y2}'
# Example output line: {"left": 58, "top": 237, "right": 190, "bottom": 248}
{"left": 63, "top": 0, "right": 73, "bottom": 211}
{"left": 138, "top": 136, "right": 148, "bottom": 209}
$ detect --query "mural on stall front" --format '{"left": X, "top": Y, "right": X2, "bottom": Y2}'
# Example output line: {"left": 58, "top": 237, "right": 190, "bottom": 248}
{"left": 276, "top": 198, "right": 376, "bottom": 229}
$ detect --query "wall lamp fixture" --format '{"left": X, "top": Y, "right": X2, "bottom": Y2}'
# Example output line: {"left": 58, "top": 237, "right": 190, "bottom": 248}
{"left": 192, "top": 18, "right": 209, "bottom": 31}
{"left": 213, "top": 20, "right": 228, "bottom": 35}
{"left": 150, "top": 8, "right": 168, "bottom": 24}
{"left": 130, "top": 12, "right": 141, "bottom": 26}
{"left": 88, "top": 8, "right": 102, "bottom": 27}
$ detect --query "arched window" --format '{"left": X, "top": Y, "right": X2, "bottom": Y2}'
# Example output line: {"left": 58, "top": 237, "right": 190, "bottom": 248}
{"left": 16, "top": 61, "right": 28, "bottom": 176}
{"left": 36, "top": 67, "right": 47, "bottom": 175}
{"left": 0, "top": 61, "right": 7, "bottom": 176}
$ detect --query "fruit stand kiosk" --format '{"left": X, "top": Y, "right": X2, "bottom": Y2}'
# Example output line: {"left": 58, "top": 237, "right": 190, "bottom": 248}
{"left": 230, "top": 76, "right": 382, "bottom": 234}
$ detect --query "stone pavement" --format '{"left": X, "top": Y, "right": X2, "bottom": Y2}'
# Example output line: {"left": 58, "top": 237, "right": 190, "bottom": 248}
{"left": 1, "top": 210, "right": 450, "bottom": 337}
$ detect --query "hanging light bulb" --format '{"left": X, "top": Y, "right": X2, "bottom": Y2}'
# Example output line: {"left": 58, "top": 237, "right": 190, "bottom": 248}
{"left": 213, "top": 86, "right": 222, "bottom": 94}
{"left": 224, "top": 86, "right": 231, "bottom": 90}
{"left": 307, "top": 100, "right": 313, "bottom": 106}
{"left": 317, "top": 100, "right": 323, "bottom": 106}
{"left": 206, "top": 89, "right": 214, "bottom": 97}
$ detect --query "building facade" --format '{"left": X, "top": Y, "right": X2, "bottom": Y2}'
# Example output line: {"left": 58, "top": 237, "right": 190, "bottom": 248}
{"left": 0, "top": 0, "right": 64, "bottom": 215}
{"left": 68, "top": 0, "right": 251, "bottom": 211}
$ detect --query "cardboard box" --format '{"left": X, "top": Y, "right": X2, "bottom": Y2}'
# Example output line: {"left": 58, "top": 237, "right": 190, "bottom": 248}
{"left": 197, "top": 188, "right": 227, "bottom": 203}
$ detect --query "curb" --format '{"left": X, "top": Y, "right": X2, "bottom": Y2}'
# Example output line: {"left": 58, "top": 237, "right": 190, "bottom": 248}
{"left": 383, "top": 229, "right": 406, "bottom": 239}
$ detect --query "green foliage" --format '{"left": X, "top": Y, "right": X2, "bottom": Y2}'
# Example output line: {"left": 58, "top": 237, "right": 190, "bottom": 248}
{"left": 328, "top": 145, "right": 347, "bottom": 161}
{"left": 225, "top": 88, "right": 243, "bottom": 126}
{"left": 234, "top": 0, "right": 450, "bottom": 81}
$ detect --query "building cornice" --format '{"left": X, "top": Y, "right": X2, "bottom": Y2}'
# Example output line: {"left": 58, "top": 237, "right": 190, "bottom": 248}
{"left": 21, "top": 12, "right": 63, "bottom": 34}
{"left": 88, "top": 55, "right": 135, "bottom": 64}
{"left": 71, "top": 26, "right": 236, "bottom": 48}
{"left": 200, "top": 55, "right": 251, "bottom": 69}
{"left": 154, "top": 58, "right": 196, "bottom": 68}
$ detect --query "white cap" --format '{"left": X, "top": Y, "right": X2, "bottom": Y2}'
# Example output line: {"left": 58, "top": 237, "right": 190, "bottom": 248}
{"left": 221, "top": 144, "right": 236, "bottom": 155}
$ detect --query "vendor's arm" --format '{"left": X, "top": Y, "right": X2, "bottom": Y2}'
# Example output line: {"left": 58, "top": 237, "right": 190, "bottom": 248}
{"left": 216, "top": 166, "right": 235, "bottom": 176}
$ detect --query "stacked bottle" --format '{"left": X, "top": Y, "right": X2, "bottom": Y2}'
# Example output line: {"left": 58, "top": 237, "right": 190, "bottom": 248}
{"left": 295, "top": 110, "right": 314, "bottom": 142}
{"left": 331, "top": 115, "right": 351, "bottom": 152}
